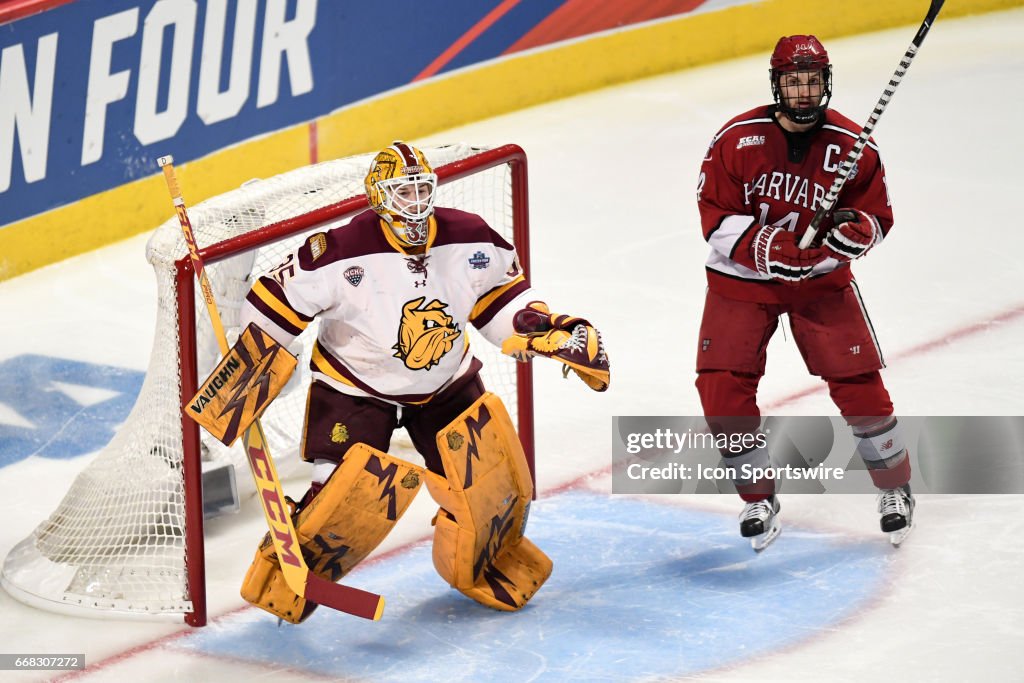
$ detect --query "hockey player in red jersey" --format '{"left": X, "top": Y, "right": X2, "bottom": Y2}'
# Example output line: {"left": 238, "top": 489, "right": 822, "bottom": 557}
{"left": 221, "top": 141, "right": 608, "bottom": 621}
{"left": 695, "top": 36, "right": 914, "bottom": 550}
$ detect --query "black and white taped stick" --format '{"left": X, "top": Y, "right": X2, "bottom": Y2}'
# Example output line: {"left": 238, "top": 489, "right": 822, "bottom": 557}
{"left": 798, "top": 0, "right": 945, "bottom": 249}
{"left": 157, "top": 155, "right": 386, "bottom": 621}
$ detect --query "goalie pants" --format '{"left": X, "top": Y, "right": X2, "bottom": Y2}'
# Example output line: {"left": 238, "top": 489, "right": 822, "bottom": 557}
{"left": 300, "top": 372, "right": 485, "bottom": 476}
{"left": 695, "top": 283, "right": 910, "bottom": 498}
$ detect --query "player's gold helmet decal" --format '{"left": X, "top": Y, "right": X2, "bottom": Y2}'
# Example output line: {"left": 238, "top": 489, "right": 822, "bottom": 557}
{"left": 364, "top": 141, "right": 438, "bottom": 246}
{"left": 393, "top": 296, "right": 461, "bottom": 370}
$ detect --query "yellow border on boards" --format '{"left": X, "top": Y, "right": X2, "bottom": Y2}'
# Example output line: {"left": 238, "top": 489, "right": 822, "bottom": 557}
{"left": 0, "top": 0, "right": 1017, "bottom": 280}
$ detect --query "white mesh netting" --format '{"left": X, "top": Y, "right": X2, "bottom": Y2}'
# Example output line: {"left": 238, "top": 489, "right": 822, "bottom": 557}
{"left": 1, "top": 143, "right": 526, "bottom": 621}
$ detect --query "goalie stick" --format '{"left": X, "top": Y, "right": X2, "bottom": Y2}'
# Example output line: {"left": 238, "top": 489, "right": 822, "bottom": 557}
{"left": 158, "top": 155, "right": 385, "bottom": 622}
{"left": 798, "top": 0, "right": 946, "bottom": 248}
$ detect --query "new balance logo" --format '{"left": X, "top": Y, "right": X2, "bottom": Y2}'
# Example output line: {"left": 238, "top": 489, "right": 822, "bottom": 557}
{"left": 880, "top": 438, "right": 894, "bottom": 452}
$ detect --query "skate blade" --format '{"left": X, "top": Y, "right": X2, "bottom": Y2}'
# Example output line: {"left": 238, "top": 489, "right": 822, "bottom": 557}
{"left": 750, "top": 520, "right": 781, "bottom": 553}
{"left": 888, "top": 521, "right": 914, "bottom": 547}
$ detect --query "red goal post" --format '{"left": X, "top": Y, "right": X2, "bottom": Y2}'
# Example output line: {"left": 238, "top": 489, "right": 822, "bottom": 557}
{"left": 1, "top": 143, "right": 534, "bottom": 627}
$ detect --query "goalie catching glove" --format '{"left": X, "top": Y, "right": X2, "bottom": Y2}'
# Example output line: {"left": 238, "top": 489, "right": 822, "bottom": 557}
{"left": 186, "top": 322, "right": 297, "bottom": 445}
{"left": 501, "top": 302, "right": 609, "bottom": 392}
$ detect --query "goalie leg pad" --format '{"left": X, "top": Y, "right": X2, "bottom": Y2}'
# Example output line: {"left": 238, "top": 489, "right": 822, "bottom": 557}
{"left": 187, "top": 322, "right": 297, "bottom": 446}
{"left": 424, "top": 392, "right": 553, "bottom": 611}
{"left": 241, "top": 443, "right": 424, "bottom": 623}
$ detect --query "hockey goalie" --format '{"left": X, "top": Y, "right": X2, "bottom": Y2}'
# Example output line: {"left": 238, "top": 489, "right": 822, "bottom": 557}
{"left": 189, "top": 141, "right": 609, "bottom": 622}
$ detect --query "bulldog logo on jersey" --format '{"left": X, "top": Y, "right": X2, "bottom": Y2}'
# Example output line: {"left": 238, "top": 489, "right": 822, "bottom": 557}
{"left": 393, "top": 296, "right": 461, "bottom": 370}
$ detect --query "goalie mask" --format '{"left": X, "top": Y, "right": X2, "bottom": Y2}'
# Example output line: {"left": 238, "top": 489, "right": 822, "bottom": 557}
{"left": 770, "top": 35, "right": 832, "bottom": 125}
{"left": 364, "top": 141, "right": 438, "bottom": 246}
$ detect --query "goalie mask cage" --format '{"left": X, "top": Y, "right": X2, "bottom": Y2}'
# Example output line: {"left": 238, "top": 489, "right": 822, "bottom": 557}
{"left": 1, "top": 143, "right": 534, "bottom": 627}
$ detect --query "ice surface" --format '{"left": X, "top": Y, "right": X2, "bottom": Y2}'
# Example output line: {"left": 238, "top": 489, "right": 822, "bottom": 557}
{"left": 0, "top": 9, "right": 1021, "bottom": 681}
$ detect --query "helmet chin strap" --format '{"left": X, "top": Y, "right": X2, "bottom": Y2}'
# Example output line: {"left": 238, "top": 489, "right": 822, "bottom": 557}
{"left": 783, "top": 106, "right": 823, "bottom": 125}
{"left": 776, "top": 87, "right": 830, "bottom": 126}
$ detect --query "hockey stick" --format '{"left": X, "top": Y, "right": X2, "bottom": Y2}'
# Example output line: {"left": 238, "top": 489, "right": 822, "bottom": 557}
{"left": 157, "top": 156, "right": 385, "bottom": 622}
{"left": 798, "top": 0, "right": 945, "bottom": 248}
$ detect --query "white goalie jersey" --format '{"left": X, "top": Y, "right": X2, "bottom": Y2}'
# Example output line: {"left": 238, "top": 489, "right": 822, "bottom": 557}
{"left": 240, "top": 207, "right": 535, "bottom": 405}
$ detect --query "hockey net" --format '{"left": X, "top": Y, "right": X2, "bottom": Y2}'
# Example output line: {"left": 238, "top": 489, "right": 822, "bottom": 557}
{"left": 1, "top": 143, "right": 533, "bottom": 626}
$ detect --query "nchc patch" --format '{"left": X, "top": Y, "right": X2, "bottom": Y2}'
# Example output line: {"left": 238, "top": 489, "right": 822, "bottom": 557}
{"left": 309, "top": 233, "right": 328, "bottom": 261}
{"left": 344, "top": 266, "right": 364, "bottom": 287}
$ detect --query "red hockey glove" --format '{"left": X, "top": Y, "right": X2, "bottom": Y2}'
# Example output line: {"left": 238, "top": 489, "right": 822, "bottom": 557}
{"left": 823, "top": 208, "right": 880, "bottom": 261}
{"left": 750, "top": 225, "right": 827, "bottom": 282}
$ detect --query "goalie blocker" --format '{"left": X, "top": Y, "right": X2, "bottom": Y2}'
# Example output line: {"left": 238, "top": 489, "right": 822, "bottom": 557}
{"left": 187, "top": 322, "right": 297, "bottom": 445}
{"left": 242, "top": 392, "right": 551, "bottom": 620}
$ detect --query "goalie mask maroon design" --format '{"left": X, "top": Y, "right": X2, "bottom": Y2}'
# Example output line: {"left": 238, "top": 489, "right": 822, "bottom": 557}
{"left": 364, "top": 141, "right": 438, "bottom": 247}
{"left": 770, "top": 35, "right": 832, "bottom": 124}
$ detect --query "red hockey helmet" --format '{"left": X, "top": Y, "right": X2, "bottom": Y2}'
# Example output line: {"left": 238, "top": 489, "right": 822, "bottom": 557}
{"left": 770, "top": 35, "right": 832, "bottom": 124}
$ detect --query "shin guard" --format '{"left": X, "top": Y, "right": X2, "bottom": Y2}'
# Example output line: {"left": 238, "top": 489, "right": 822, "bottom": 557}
{"left": 241, "top": 443, "right": 424, "bottom": 623}
{"left": 425, "top": 392, "right": 552, "bottom": 611}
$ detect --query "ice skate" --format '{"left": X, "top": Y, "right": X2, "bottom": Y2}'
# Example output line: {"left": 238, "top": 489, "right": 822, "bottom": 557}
{"left": 878, "top": 484, "right": 915, "bottom": 546}
{"left": 739, "top": 495, "right": 781, "bottom": 552}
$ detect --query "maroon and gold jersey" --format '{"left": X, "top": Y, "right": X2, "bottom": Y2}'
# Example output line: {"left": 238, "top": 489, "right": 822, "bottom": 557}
{"left": 697, "top": 105, "right": 893, "bottom": 303}
{"left": 240, "top": 207, "right": 533, "bottom": 405}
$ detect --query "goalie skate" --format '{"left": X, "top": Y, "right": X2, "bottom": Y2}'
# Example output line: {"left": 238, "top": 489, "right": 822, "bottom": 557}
{"left": 878, "top": 485, "right": 915, "bottom": 547}
{"left": 739, "top": 495, "right": 781, "bottom": 552}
